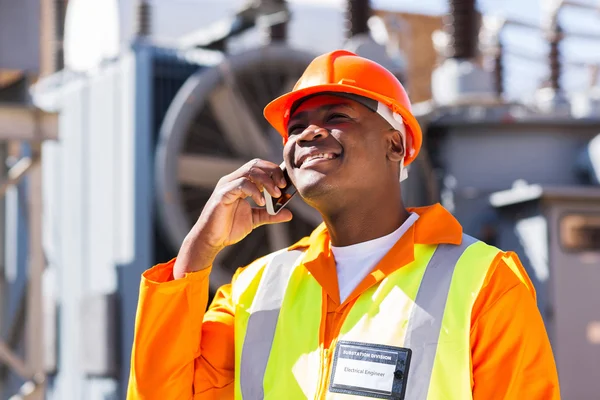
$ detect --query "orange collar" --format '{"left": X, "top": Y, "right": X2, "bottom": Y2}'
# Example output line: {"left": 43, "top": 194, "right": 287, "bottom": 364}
{"left": 288, "top": 204, "right": 463, "bottom": 306}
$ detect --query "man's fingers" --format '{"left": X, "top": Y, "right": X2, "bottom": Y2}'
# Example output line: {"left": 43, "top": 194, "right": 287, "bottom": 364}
{"left": 223, "top": 158, "right": 287, "bottom": 191}
{"left": 248, "top": 167, "right": 282, "bottom": 198}
{"left": 251, "top": 207, "right": 293, "bottom": 228}
{"left": 221, "top": 178, "right": 265, "bottom": 206}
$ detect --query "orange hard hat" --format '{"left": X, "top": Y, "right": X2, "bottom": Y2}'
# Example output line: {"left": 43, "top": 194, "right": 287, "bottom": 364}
{"left": 263, "top": 50, "right": 422, "bottom": 167}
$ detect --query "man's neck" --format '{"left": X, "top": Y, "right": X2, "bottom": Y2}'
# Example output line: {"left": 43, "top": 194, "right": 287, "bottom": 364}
{"left": 320, "top": 194, "right": 409, "bottom": 247}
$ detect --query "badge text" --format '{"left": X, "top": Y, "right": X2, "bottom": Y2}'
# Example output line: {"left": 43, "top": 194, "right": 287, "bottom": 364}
{"left": 343, "top": 366, "right": 386, "bottom": 377}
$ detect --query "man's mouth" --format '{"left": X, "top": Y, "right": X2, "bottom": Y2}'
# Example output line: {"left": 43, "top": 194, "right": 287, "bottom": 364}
{"left": 297, "top": 152, "right": 340, "bottom": 168}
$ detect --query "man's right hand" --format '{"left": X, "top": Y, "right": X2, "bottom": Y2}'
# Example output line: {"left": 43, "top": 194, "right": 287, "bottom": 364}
{"left": 173, "top": 159, "right": 293, "bottom": 279}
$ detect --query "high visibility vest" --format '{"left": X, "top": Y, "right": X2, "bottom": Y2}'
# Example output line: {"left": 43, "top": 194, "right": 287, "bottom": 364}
{"left": 232, "top": 235, "right": 502, "bottom": 399}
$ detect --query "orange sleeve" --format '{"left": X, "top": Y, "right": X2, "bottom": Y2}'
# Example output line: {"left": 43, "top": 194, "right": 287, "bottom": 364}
{"left": 126, "top": 259, "right": 236, "bottom": 399}
{"left": 470, "top": 252, "right": 561, "bottom": 400}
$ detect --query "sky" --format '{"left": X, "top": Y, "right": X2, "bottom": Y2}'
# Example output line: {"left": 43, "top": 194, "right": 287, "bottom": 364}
{"left": 99, "top": 0, "right": 600, "bottom": 101}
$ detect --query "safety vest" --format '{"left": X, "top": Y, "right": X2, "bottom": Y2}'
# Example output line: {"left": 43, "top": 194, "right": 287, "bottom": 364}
{"left": 232, "top": 234, "right": 501, "bottom": 399}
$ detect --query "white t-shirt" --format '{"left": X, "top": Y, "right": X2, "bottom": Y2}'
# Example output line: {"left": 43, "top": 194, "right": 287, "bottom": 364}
{"left": 331, "top": 213, "right": 420, "bottom": 303}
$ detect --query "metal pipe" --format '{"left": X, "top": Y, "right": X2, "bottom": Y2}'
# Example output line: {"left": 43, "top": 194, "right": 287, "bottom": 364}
{"left": 494, "top": 41, "right": 504, "bottom": 97}
{"left": 0, "top": 341, "right": 29, "bottom": 380}
{"left": 0, "top": 156, "right": 44, "bottom": 398}
{"left": 40, "top": 0, "right": 56, "bottom": 76}
{"left": 268, "top": 0, "right": 288, "bottom": 41}
{"left": 25, "top": 144, "right": 45, "bottom": 400}
{"left": 539, "top": 1, "right": 564, "bottom": 94}
{"left": 503, "top": 46, "right": 600, "bottom": 70}
{"left": 0, "top": 157, "right": 36, "bottom": 199}
{"left": 7, "top": 374, "right": 46, "bottom": 400}
{"left": 0, "top": 143, "right": 6, "bottom": 396}
{"left": 548, "top": 23, "right": 563, "bottom": 92}
{"left": 505, "top": 17, "right": 600, "bottom": 41}
{"left": 54, "top": 0, "right": 66, "bottom": 71}
{"left": 445, "top": 0, "right": 478, "bottom": 59}
{"left": 345, "top": 0, "right": 371, "bottom": 38}
{"left": 480, "top": 16, "right": 506, "bottom": 97}
{"left": 136, "top": 0, "right": 151, "bottom": 37}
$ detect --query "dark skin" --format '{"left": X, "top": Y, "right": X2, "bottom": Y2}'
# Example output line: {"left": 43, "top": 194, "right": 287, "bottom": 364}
{"left": 173, "top": 94, "right": 411, "bottom": 278}
{"left": 284, "top": 95, "right": 410, "bottom": 246}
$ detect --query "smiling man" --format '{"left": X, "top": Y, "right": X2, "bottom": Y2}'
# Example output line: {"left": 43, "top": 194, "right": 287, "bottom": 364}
{"left": 127, "top": 50, "right": 560, "bottom": 399}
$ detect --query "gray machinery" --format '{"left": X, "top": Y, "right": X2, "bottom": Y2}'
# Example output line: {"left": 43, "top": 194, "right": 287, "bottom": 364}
{"left": 156, "top": 0, "right": 406, "bottom": 291}
{"left": 21, "top": 0, "right": 408, "bottom": 397}
{"left": 413, "top": 103, "right": 600, "bottom": 400}
{"left": 15, "top": 0, "right": 600, "bottom": 399}
{"left": 27, "top": 1, "right": 321, "bottom": 398}
{"left": 155, "top": 46, "right": 321, "bottom": 291}
{"left": 162, "top": 1, "right": 600, "bottom": 395}
{"left": 405, "top": 0, "right": 600, "bottom": 398}
{"left": 151, "top": 0, "right": 321, "bottom": 291}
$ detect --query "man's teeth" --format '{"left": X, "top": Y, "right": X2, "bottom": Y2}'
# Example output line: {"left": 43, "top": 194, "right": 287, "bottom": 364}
{"left": 305, "top": 153, "right": 336, "bottom": 163}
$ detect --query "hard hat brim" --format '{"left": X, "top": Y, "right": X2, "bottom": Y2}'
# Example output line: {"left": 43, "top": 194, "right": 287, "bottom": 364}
{"left": 263, "top": 83, "right": 422, "bottom": 167}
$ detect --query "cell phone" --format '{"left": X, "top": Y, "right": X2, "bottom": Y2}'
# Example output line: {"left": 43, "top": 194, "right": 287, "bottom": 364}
{"left": 265, "top": 162, "right": 297, "bottom": 215}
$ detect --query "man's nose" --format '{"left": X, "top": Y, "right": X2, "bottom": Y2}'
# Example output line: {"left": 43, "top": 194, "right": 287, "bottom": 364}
{"left": 297, "top": 125, "right": 328, "bottom": 143}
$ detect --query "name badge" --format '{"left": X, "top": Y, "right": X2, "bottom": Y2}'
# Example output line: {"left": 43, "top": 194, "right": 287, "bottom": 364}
{"left": 329, "top": 341, "right": 411, "bottom": 399}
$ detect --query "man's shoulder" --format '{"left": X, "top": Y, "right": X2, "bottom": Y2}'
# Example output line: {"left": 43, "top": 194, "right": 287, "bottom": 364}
{"left": 462, "top": 234, "right": 531, "bottom": 287}
{"left": 456, "top": 236, "right": 537, "bottom": 297}
{"left": 458, "top": 234, "right": 504, "bottom": 266}
{"left": 472, "top": 247, "right": 537, "bottom": 310}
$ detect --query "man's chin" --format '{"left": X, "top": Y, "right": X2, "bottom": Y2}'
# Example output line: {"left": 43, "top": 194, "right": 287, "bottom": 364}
{"left": 295, "top": 176, "right": 337, "bottom": 204}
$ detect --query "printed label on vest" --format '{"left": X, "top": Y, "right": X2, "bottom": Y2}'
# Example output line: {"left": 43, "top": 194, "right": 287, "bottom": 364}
{"left": 329, "top": 341, "right": 411, "bottom": 399}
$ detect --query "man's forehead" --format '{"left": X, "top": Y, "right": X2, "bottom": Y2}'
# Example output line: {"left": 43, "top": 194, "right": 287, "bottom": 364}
{"left": 290, "top": 95, "right": 357, "bottom": 119}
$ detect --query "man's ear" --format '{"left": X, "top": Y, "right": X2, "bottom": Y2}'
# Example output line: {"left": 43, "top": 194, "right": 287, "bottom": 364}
{"left": 387, "top": 129, "right": 405, "bottom": 162}
{"left": 405, "top": 130, "right": 414, "bottom": 159}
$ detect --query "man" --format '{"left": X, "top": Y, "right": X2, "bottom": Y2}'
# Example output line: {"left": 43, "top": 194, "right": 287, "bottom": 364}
{"left": 127, "top": 50, "right": 560, "bottom": 399}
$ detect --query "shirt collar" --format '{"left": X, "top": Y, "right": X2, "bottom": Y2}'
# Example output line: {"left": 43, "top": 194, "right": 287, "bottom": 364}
{"left": 288, "top": 203, "right": 463, "bottom": 305}
{"left": 290, "top": 203, "right": 462, "bottom": 253}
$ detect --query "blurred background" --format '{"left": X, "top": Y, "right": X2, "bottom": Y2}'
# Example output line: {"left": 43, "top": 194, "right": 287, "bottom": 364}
{"left": 1, "top": 0, "right": 599, "bottom": 399}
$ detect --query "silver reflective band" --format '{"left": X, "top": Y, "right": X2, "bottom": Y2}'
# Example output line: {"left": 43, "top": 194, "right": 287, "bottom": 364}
{"left": 403, "top": 234, "right": 477, "bottom": 400}
{"left": 239, "top": 249, "right": 304, "bottom": 400}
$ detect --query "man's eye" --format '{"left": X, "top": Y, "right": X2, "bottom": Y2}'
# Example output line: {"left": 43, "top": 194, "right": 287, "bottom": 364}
{"left": 326, "top": 113, "right": 349, "bottom": 122}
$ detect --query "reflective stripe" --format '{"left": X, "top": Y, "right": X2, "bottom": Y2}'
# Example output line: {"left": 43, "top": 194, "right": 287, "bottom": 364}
{"left": 240, "top": 249, "right": 304, "bottom": 400}
{"left": 429, "top": 240, "right": 499, "bottom": 399}
{"left": 404, "top": 234, "right": 477, "bottom": 400}
{"left": 240, "top": 235, "right": 481, "bottom": 399}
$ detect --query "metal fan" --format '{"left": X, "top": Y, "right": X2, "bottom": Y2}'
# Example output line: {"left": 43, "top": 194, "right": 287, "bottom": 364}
{"left": 155, "top": 45, "right": 322, "bottom": 290}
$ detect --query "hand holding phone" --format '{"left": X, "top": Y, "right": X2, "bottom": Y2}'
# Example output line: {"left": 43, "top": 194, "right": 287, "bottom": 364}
{"left": 173, "top": 158, "right": 292, "bottom": 279}
{"left": 264, "top": 162, "right": 297, "bottom": 215}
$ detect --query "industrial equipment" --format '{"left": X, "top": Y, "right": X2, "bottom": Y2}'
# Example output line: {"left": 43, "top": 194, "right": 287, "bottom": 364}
{"left": 22, "top": 1, "right": 322, "bottom": 398}
{"left": 154, "top": 46, "right": 319, "bottom": 291}
{"left": 1, "top": 0, "right": 599, "bottom": 399}
{"left": 492, "top": 183, "right": 600, "bottom": 399}
{"left": 405, "top": 2, "right": 600, "bottom": 399}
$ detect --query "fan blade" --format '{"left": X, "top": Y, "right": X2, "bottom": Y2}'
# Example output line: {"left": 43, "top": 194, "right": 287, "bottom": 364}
{"left": 266, "top": 223, "right": 292, "bottom": 252}
{"left": 208, "top": 61, "right": 272, "bottom": 160}
{"left": 178, "top": 154, "right": 246, "bottom": 187}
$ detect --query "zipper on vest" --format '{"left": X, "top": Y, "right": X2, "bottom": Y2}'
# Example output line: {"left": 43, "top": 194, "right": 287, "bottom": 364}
{"left": 315, "top": 298, "right": 356, "bottom": 399}
{"left": 316, "top": 339, "right": 336, "bottom": 399}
